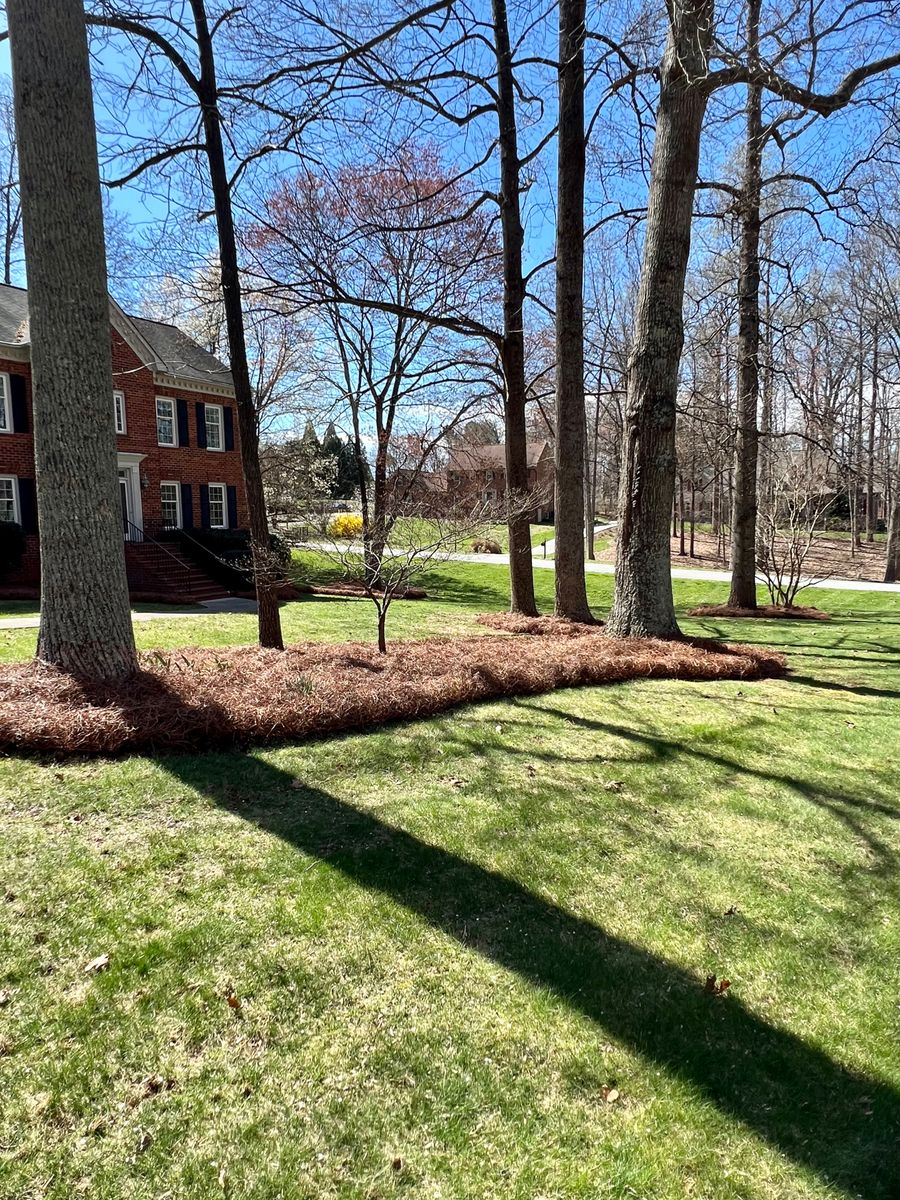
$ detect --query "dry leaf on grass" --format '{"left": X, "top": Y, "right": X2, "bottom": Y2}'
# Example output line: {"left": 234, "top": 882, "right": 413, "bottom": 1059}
{"left": 83, "top": 954, "right": 110, "bottom": 975}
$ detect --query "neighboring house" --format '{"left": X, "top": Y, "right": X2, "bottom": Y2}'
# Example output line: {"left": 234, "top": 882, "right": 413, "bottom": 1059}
{"left": 446, "top": 440, "right": 554, "bottom": 521}
{"left": 0, "top": 282, "right": 247, "bottom": 600}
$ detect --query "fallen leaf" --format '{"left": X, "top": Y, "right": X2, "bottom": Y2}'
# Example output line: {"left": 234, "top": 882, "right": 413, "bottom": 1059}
{"left": 604, "top": 780, "right": 625, "bottom": 793}
{"left": 392, "top": 1157, "right": 403, "bottom": 1171}
{"left": 84, "top": 954, "right": 110, "bottom": 975}
{"left": 703, "top": 974, "right": 732, "bottom": 996}
{"left": 602, "top": 1086, "right": 620, "bottom": 1104}
{"left": 225, "top": 988, "right": 242, "bottom": 1011}
{"left": 724, "top": 905, "right": 738, "bottom": 917}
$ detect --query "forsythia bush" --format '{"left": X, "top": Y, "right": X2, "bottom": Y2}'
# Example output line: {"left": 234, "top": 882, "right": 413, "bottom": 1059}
{"left": 327, "top": 513, "right": 364, "bottom": 539}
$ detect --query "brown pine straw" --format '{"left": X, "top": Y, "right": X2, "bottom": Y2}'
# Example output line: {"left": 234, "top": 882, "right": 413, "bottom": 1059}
{"left": 687, "top": 604, "right": 830, "bottom": 621}
{"left": 0, "top": 623, "right": 786, "bottom": 757}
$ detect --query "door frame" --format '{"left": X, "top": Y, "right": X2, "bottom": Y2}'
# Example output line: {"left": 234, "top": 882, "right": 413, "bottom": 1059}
{"left": 117, "top": 452, "right": 146, "bottom": 541}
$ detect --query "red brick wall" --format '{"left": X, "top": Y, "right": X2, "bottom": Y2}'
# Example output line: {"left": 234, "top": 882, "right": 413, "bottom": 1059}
{"left": 0, "top": 330, "right": 247, "bottom": 531}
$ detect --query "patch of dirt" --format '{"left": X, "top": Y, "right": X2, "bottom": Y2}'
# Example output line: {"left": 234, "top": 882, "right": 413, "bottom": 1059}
{"left": 597, "top": 530, "right": 888, "bottom": 584}
{"left": 688, "top": 604, "right": 831, "bottom": 621}
{"left": 0, "top": 628, "right": 785, "bottom": 757}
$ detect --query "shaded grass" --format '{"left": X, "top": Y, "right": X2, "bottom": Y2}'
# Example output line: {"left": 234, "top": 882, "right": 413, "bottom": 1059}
{"left": 0, "top": 561, "right": 898, "bottom": 1197}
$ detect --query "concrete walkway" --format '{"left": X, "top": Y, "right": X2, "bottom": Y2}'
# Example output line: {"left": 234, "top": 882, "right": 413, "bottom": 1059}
{"left": 0, "top": 597, "right": 258, "bottom": 631}
{"left": 533, "top": 521, "right": 617, "bottom": 558}
{"left": 298, "top": 539, "right": 900, "bottom": 596}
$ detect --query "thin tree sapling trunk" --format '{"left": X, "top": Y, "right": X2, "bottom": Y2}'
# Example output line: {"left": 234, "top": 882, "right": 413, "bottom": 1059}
{"left": 8, "top": 0, "right": 138, "bottom": 681}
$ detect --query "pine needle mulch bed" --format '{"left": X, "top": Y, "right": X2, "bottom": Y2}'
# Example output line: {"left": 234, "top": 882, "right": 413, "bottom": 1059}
{"left": 0, "top": 623, "right": 785, "bottom": 757}
{"left": 688, "top": 603, "right": 831, "bottom": 621}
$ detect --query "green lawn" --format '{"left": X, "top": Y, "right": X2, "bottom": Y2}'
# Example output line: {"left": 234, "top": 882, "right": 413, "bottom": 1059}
{"left": 0, "top": 560, "right": 898, "bottom": 1199}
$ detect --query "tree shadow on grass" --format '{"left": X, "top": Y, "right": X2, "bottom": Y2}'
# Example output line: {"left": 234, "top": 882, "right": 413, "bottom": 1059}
{"left": 521, "top": 703, "right": 899, "bottom": 879}
{"left": 154, "top": 730, "right": 900, "bottom": 1200}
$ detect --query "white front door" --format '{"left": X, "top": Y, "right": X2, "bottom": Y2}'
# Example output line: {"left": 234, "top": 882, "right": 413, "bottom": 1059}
{"left": 118, "top": 470, "right": 132, "bottom": 539}
{"left": 116, "top": 457, "right": 144, "bottom": 541}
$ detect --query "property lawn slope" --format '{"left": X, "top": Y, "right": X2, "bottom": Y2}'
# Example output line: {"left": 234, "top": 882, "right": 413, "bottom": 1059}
{"left": 0, "top": 562, "right": 897, "bottom": 1199}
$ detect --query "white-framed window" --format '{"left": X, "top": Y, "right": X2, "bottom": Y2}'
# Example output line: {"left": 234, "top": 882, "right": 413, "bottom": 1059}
{"left": 0, "top": 373, "right": 10, "bottom": 433}
{"left": 156, "top": 396, "right": 177, "bottom": 446}
{"left": 0, "top": 475, "right": 19, "bottom": 523}
{"left": 113, "top": 390, "right": 126, "bottom": 435}
{"left": 160, "top": 481, "right": 182, "bottom": 529}
{"left": 208, "top": 482, "right": 227, "bottom": 529}
{"left": 205, "top": 403, "right": 223, "bottom": 451}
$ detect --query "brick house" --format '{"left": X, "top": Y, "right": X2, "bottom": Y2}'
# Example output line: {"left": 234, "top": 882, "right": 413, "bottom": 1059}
{"left": 446, "top": 440, "right": 554, "bottom": 521}
{"left": 0, "top": 283, "right": 248, "bottom": 600}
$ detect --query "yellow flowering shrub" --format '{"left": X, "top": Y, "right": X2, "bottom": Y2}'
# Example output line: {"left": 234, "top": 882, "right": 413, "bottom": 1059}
{"left": 327, "top": 513, "right": 364, "bottom": 539}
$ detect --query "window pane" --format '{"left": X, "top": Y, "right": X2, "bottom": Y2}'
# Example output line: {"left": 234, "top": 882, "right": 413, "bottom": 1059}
{"left": 209, "top": 485, "right": 226, "bottom": 527}
{"left": 205, "top": 405, "right": 222, "bottom": 449}
{"left": 0, "top": 478, "right": 15, "bottom": 523}
{"left": 0, "top": 376, "right": 8, "bottom": 431}
{"left": 160, "top": 483, "right": 179, "bottom": 527}
{"left": 156, "top": 399, "right": 175, "bottom": 445}
{"left": 114, "top": 392, "right": 125, "bottom": 434}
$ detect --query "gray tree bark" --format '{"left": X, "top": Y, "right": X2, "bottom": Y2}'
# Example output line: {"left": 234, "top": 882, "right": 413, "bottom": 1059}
{"left": 554, "top": 0, "right": 593, "bottom": 621}
{"left": 492, "top": 0, "right": 538, "bottom": 616}
{"left": 728, "top": 0, "right": 762, "bottom": 609}
{"left": 8, "top": 0, "right": 137, "bottom": 681}
{"left": 884, "top": 441, "right": 900, "bottom": 582}
{"left": 607, "top": 0, "right": 712, "bottom": 638}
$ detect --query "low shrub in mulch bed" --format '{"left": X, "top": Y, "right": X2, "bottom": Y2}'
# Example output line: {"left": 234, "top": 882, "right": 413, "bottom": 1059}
{"left": 0, "top": 625, "right": 785, "bottom": 758}
{"left": 688, "top": 603, "right": 830, "bottom": 621}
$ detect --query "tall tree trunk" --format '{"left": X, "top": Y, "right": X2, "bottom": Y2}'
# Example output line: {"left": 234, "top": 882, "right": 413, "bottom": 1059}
{"left": 8, "top": 0, "right": 137, "bottom": 681}
{"left": 191, "top": 0, "right": 283, "bottom": 649}
{"left": 866, "top": 328, "right": 878, "bottom": 542}
{"left": 492, "top": 0, "right": 537, "bottom": 616}
{"left": 728, "top": 0, "right": 762, "bottom": 609}
{"left": 554, "top": 0, "right": 592, "bottom": 621}
{"left": 608, "top": 0, "right": 712, "bottom": 638}
{"left": 884, "top": 439, "right": 900, "bottom": 582}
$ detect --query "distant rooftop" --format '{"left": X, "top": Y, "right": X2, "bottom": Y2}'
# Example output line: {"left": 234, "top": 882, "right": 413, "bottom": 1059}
{"left": 447, "top": 440, "right": 551, "bottom": 472}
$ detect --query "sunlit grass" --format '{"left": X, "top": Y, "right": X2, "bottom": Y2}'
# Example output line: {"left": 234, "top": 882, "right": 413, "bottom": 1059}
{"left": 0, "top": 561, "right": 898, "bottom": 1198}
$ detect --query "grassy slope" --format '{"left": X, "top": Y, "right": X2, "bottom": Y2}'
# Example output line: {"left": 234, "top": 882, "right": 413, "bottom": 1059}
{"left": 0, "top": 561, "right": 898, "bottom": 1199}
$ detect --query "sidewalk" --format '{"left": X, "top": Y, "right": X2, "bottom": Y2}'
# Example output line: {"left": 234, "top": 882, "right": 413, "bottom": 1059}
{"left": 0, "top": 597, "right": 258, "bottom": 631}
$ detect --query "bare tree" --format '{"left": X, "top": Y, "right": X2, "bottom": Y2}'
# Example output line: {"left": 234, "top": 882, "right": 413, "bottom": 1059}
{"left": 7, "top": 0, "right": 137, "bottom": 680}
{"left": 87, "top": 0, "right": 286, "bottom": 648}
{"left": 0, "top": 83, "right": 22, "bottom": 286}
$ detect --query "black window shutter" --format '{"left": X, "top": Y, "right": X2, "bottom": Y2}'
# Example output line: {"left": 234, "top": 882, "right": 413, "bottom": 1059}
{"left": 10, "top": 374, "right": 28, "bottom": 433}
{"left": 199, "top": 484, "right": 210, "bottom": 528}
{"left": 226, "top": 485, "right": 238, "bottom": 529}
{"left": 195, "top": 402, "right": 207, "bottom": 449}
{"left": 180, "top": 483, "right": 194, "bottom": 529}
{"left": 176, "top": 398, "right": 190, "bottom": 447}
{"left": 223, "top": 406, "right": 234, "bottom": 451}
{"left": 18, "top": 477, "right": 38, "bottom": 533}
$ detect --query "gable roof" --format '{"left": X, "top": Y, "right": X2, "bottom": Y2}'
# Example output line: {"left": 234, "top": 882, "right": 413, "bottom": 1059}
{"left": 0, "top": 282, "right": 233, "bottom": 394}
{"left": 447, "top": 440, "right": 551, "bottom": 472}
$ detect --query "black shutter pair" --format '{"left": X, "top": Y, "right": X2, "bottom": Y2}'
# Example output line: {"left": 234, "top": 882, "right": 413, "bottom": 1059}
{"left": 198, "top": 484, "right": 237, "bottom": 529}
{"left": 9, "top": 374, "right": 28, "bottom": 433}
